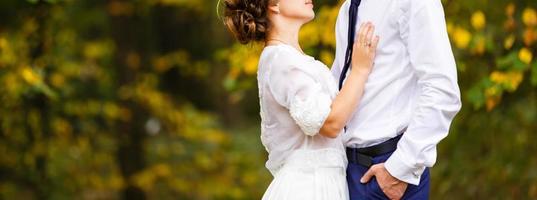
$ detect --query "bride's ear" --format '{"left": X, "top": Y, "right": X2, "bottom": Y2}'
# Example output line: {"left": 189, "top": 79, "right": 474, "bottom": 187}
{"left": 268, "top": 3, "right": 280, "bottom": 14}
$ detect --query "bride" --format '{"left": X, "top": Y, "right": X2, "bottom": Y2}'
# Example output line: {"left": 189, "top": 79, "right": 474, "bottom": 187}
{"left": 223, "top": 0, "right": 378, "bottom": 199}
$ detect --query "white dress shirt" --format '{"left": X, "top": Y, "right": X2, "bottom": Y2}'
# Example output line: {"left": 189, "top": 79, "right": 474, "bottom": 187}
{"left": 331, "top": 0, "right": 462, "bottom": 185}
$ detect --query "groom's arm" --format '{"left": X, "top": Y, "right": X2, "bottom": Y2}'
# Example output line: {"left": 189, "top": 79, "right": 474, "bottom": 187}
{"left": 384, "top": 0, "right": 462, "bottom": 185}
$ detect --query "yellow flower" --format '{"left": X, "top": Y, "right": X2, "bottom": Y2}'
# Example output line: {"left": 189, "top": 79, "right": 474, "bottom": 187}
{"left": 506, "top": 71, "right": 523, "bottom": 91}
{"left": 485, "top": 86, "right": 499, "bottom": 97}
{"left": 83, "top": 43, "right": 101, "bottom": 59}
{"left": 518, "top": 48, "right": 533, "bottom": 64}
{"left": 504, "top": 34, "right": 515, "bottom": 50}
{"left": 103, "top": 102, "right": 120, "bottom": 119}
{"left": 243, "top": 56, "right": 258, "bottom": 75}
{"left": 504, "top": 18, "right": 516, "bottom": 31}
{"left": 453, "top": 27, "right": 471, "bottom": 49}
{"left": 523, "top": 29, "right": 536, "bottom": 46}
{"left": 490, "top": 71, "right": 507, "bottom": 83}
{"left": 228, "top": 67, "right": 239, "bottom": 79}
{"left": 20, "top": 67, "right": 41, "bottom": 85}
{"left": 486, "top": 96, "right": 501, "bottom": 111}
{"left": 523, "top": 8, "right": 537, "bottom": 27}
{"left": 152, "top": 57, "right": 170, "bottom": 73}
{"left": 506, "top": 3, "right": 516, "bottom": 17}
{"left": 473, "top": 37, "right": 486, "bottom": 55}
{"left": 491, "top": 70, "right": 525, "bottom": 92}
{"left": 50, "top": 73, "right": 65, "bottom": 88}
{"left": 471, "top": 11, "right": 486, "bottom": 30}
{"left": 153, "top": 163, "right": 171, "bottom": 177}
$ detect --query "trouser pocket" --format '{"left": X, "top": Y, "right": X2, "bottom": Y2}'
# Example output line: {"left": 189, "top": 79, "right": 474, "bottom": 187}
{"left": 367, "top": 177, "right": 390, "bottom": 199}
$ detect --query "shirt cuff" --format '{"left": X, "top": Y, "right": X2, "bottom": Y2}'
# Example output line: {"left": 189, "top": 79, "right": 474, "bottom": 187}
{"left": 384, "top": 150, "right": 426, "bottom": 186}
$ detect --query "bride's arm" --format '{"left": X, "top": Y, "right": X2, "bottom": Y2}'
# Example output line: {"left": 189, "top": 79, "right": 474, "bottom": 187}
{"left": 320, "top": 22, "right": 379, "bottom": 138}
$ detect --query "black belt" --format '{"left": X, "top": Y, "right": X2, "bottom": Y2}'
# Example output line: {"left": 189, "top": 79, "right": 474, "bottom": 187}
{"left": 346, "top": 133, "right": 404, "bottom": 167}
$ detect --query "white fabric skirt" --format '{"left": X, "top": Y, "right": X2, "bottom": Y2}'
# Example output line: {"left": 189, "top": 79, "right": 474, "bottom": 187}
{"left": 262, "top": 148, "right": 349, "bottom": 200}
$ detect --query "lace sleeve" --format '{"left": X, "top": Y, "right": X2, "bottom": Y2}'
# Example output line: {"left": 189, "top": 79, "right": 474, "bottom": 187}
{"left": 288, "top": 82, "right": 332, "bottom": 136}
{"left": 268, "top": 64, "right": 332, "bottom": 136}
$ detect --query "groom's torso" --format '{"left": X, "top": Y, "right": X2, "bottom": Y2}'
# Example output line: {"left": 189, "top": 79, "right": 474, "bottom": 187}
{"left": 332, "top": 0, "right": 419, "bottom": 148}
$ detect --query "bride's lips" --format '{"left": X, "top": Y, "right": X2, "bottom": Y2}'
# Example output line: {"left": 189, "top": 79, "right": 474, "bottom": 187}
{"left": 305, "top": 0, "right": 314, "bottom": 7}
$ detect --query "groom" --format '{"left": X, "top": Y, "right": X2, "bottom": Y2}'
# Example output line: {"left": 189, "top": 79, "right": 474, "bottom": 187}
{"left": 331, "top": 0, "right": 461, "bottom": 199}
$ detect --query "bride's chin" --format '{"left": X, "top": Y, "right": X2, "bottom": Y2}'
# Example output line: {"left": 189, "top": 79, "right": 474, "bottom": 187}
{"left": 308, "top": 12, "right": 315, "bottom": 20}
{"left": 306, "top": 14, "right": 315, "bottom": 22}
{"left": 302, "top": 12, "right": 315, "bottom": 22}
{"left": 292, "top": 13, "right": 315, "bottom": 24}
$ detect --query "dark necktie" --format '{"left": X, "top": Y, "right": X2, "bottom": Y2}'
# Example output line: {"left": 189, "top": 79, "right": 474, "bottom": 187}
{"left": 338, "top": 0, "right": 362, "bottom": 90}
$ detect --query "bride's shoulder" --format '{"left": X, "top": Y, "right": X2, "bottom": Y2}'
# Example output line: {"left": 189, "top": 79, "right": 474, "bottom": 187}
{"left": 261, "top": 45, "right": 298, "bottom": 62}
{"left": 260, "top": 45, "right": 304, "bottom": 70}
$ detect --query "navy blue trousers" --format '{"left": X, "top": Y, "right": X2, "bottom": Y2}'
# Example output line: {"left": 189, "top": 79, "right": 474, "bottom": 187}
{"left": 346, "top": 151, "right": 430, "bottom": 200}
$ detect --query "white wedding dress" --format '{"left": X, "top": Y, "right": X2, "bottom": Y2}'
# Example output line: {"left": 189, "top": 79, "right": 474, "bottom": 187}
{"left": 257, "top": 44, "right": 349, "bottom": 200}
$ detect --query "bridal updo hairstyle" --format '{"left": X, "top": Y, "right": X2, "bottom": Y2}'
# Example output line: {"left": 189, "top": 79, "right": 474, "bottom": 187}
{"left": 223, "top": 0, "right": 275, "bottom": 44}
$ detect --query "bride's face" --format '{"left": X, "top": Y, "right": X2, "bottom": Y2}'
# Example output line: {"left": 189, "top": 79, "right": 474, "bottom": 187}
{"left": 276, "top": 0, "right": 315, "bottom": 23}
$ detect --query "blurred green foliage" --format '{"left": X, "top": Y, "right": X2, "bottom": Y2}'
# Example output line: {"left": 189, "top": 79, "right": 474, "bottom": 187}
{"left": 0, "top": 0, "right": 536, "bottom": 199}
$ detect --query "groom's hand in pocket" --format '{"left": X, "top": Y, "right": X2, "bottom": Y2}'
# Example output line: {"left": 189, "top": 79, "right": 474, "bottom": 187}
{"left": 360, "top": 163, "right": 408, "bottom": 200}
